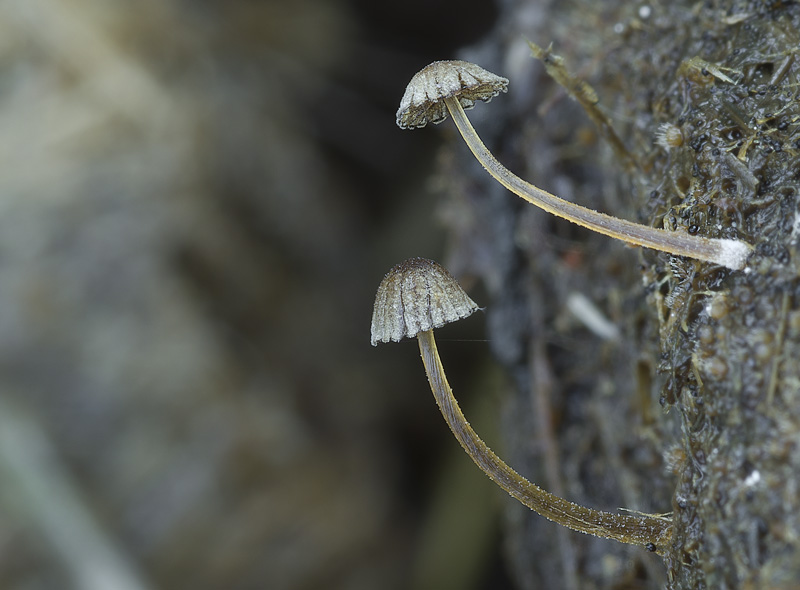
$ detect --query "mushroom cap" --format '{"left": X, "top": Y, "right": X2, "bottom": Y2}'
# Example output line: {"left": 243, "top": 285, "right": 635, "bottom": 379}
{"left": 371, "top": 257, "right": 479, "bottom": 345}
{"left": 396, "top": 60, "right": 509, "bottom": 129}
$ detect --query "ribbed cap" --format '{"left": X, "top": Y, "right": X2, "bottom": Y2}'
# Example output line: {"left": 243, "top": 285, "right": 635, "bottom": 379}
{"left": 396, "top": 60, "right": 508, "bottom": 129}
{"left": 370, "top": 257, "right": 479, "bottom": 345}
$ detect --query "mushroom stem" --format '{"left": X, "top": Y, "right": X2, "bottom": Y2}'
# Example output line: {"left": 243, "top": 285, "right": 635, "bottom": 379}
{"left": 442, "top": 96, "right": 753, "bottom": 271}
{"left": 417, "top": 328, "right": 672, "bottom": 552}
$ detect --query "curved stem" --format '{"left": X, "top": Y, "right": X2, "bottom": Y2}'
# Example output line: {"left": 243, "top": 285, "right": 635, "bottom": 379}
{"left": 443, "top": 96, "right": 752, "bottom": 271}
{"left": 417, "top": 329, "right": 672, "bottom": 552}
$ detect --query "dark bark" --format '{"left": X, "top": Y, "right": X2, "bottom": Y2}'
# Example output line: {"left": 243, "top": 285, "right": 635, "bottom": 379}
{"left": 442, "top": 1, "right": 800, "bottom": 587}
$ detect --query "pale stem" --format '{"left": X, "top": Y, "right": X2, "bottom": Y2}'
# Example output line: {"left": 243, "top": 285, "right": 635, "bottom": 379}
{"left": 417, "top": 328, "right": 672, "bottom": 552}
{"left": 443, "top": 96, "right": 752, "bottom": 270}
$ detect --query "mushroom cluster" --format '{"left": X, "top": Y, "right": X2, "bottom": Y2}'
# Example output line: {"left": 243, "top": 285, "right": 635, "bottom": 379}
{"left": 373, "top": 57, "right": 756, "bottom": 553}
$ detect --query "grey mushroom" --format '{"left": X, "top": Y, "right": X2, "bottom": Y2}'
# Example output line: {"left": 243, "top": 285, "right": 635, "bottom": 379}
{"left": 371, "top": 257, "right": 672, "bottom": 551}
{"left": 397, "top": 61, "right": 753, "bottom": 270}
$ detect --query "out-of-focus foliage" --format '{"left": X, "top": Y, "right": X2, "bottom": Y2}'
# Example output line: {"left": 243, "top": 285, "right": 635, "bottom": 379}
{"left": 0, "top": 1, "right": 503, "bottom": 589}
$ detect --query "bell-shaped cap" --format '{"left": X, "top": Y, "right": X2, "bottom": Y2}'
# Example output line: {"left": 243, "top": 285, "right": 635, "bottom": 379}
{"left": 371, "top": 257, "right": 479, "bottom": 345}
{"left": 396, "top": 60, "right": 509, "bottom": 129}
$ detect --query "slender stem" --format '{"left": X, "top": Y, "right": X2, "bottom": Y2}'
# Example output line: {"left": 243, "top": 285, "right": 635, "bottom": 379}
{"left": 417, "top": 329, "right": 672, "bottom": 552}
{"left": 443, "top": 96, "right": 752, "bottom": 270}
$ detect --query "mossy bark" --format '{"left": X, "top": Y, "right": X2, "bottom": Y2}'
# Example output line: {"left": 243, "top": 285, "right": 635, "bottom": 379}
{"left": 443, "top": 1, "right": 800, "bottom": 587}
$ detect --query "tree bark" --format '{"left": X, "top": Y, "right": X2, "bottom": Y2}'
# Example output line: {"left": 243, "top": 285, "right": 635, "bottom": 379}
{"left": 443, "top": 1, "right": 800, "bottom": 587}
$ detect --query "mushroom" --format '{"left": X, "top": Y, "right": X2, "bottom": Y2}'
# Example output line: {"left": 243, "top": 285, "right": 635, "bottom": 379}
{"left": 396, "top": 60, "right": 753, "bottom": 271}
{"left": 371, "top": 257, "right": 672, "bottom": 551}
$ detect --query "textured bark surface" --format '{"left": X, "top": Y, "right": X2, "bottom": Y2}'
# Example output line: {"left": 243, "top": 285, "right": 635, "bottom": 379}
{"left": 442, "top": 1, "right": 800, "bottom": 587}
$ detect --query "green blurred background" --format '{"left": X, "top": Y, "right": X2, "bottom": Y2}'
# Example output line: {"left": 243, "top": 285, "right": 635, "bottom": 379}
{"left": 0, "top": 1, "right": 519, "bottom": 589}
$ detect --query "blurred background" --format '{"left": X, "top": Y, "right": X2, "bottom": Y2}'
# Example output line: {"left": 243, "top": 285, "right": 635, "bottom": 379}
{"left": 0, "top": 0, "right": 518, "bottom": 588}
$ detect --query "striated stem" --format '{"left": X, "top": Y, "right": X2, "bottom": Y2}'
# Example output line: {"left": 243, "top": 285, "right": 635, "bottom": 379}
{"left": 443, "top": 95, "right": 752, "bottom": 271}
{"left": 416, "top": 328, "right": 672, "bottom": 552}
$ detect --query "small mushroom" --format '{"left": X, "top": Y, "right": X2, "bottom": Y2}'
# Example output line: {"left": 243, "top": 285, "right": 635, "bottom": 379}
{"left": 371, "top": 257, "right": 672, "bottom": 551}
{"left": 370, "top": 256, "right": 479, "bottom": 346}
{"left": 396, "top": 61, "right": 753, "bottom": 271}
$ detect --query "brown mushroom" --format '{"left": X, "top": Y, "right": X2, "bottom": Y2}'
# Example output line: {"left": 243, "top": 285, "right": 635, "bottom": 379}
{"left": 371, "top": 257, "right": 672, "bottom": 551}
{"left": 396, "top": 61, "right": 753, "bottom": 271}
